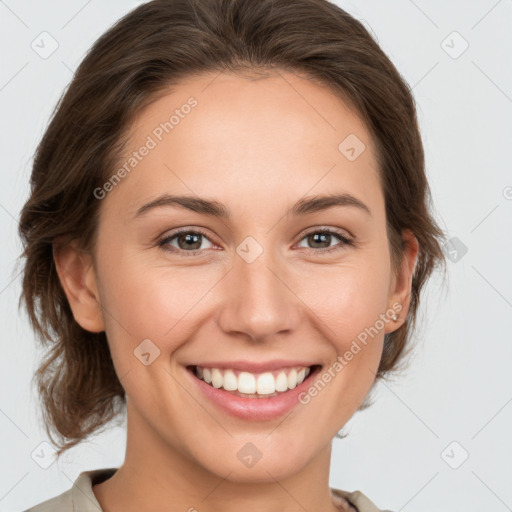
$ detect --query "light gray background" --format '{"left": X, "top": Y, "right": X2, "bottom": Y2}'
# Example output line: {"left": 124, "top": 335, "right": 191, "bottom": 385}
{"left": 1, "top": 1, "right": 511, "bottom": 511}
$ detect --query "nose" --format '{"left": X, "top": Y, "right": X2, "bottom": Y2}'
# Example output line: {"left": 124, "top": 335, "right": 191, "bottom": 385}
{"left": 216, "top": 248, "right": 302, "bottom": 343}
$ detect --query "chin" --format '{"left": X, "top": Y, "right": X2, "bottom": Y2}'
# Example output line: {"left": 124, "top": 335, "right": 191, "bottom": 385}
{"left": 191, "top": 439, "right": 319, "bottom": 484}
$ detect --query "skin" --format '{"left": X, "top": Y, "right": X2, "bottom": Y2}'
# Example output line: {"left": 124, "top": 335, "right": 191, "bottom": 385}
{"left": 54, "top": 69, "right": 418, "bottom": 512}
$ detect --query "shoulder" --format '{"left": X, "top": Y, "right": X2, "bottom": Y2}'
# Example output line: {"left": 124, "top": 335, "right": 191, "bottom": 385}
{"left": 23, "top": 488, "right": 73, "bottom": 512}
{"left": 331, "top": 487, "right": 395, "bottom": 512}
{"left": 22, "top": 467, "right": 118, "bottom": 512}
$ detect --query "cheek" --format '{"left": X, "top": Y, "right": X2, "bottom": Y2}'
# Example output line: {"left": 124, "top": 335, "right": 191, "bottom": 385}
{"left": 298, "top": 259, "right": 391, "bottom": 345}
{"left": 96, "top": 253, "right": 222, "bottom": 360}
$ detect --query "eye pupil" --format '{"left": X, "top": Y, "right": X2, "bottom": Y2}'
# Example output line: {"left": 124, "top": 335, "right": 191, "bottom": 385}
{"left": 309, "top": 233, "right": 331, "bottom": 248}
{"left": 178, "top": 233, "right": 201, "bottom": 250}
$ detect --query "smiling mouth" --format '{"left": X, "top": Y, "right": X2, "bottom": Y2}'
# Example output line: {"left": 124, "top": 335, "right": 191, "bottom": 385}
{"left": 187, "top": 364, "right": 321, "bottom": 398}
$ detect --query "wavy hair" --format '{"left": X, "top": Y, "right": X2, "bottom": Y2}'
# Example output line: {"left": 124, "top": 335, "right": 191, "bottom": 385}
{"left": 18, "top": 0, "right": 446, "bottom": 455}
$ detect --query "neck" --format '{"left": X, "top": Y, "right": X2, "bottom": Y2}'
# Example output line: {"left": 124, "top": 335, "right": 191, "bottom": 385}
{"left": 92, "top": 401, "right": 345, "bottom": 512}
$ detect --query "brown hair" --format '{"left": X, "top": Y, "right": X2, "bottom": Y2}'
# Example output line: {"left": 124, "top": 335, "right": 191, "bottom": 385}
{"left": 18, "top": 0, "right": 446, "bottom": 456}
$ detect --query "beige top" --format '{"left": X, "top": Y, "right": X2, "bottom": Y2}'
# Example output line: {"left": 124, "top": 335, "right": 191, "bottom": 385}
{"left": 23, "top": 467, "right": 392, "bottom": 512}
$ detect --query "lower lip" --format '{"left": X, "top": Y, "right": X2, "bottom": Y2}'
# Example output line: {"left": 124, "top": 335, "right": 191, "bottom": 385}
{"left": 185, "top": 365, "right": 321, "bottom": 421}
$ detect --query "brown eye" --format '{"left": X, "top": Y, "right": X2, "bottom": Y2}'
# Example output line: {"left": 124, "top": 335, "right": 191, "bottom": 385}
{"left": 296, "top": 229, "right": 353, "bottom": 253}
{"left": 158, "top": 229, "right": 215, "bottom": 254}
{"left": 175, "top": 232, "right": 202, "bottom": 250}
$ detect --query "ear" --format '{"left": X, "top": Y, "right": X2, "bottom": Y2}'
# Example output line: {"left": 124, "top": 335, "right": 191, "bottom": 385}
{"left": 53, "top": 240, "right": 105, "bottom": 333}
{"left": 385, "top": 229, "right": 419, "bottom": 332}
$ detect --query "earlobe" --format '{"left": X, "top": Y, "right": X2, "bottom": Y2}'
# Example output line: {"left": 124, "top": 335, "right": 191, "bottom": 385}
{"left": 53, "top": 240, "right": 106, "bottom": 333}
{"left": 386, "top": 229, "right": 419, "bottom": 331}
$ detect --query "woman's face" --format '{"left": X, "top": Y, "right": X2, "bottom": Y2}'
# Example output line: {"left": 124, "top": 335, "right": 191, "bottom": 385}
{"left": 82, "top": 70, "right": 414, "bottom": 481}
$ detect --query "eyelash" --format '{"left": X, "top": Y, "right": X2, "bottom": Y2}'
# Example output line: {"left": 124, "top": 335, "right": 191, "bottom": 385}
{"left": 157, "top": 227, "right": 354, "bottom": 257}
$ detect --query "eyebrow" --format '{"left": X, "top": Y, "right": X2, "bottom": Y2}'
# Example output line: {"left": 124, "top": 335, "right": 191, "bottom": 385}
{"left": 133, "top": 192, "right": 371, "bottom": 219}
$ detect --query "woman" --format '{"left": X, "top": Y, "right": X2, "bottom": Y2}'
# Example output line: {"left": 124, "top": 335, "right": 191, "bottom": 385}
{"left": 19, "top": 0, "right": 446, "bottom": 510}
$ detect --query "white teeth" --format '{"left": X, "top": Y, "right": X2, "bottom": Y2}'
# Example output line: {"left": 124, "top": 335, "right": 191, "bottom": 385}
{"left": 287, "top": 368, "right": 298, "bottom": 389}
{"left": 193, "top": 365, "right": 313, "bottom": 396}
{"left": 238, "top": 372, "right": 256, "bottom": 394}
{"left": 211, "top": 368, "right": 223, "bottom": 388}
{"left": 256, "top": 372, "right": 275, "bottom": 395}
{"left": 275, "top": 371, "right": 288, "bottom": 392}
{"left": 222, "top": 370, "right": 238, "bottom": 391}
{"left": 203, "top": 368, "right": 212, "bottom": 384}
{"left": 202, "top": 367, "right": 212, "bottom": 384}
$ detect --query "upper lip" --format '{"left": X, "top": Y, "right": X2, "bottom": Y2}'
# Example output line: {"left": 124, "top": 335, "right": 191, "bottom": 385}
{"left": 188, "top": 360, "right": 319, "bottom": 373}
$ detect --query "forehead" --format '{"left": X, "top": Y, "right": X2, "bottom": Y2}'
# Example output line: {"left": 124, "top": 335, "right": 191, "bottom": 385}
{"left": 106, "top": 70, "right": 383, "bottom": 216}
